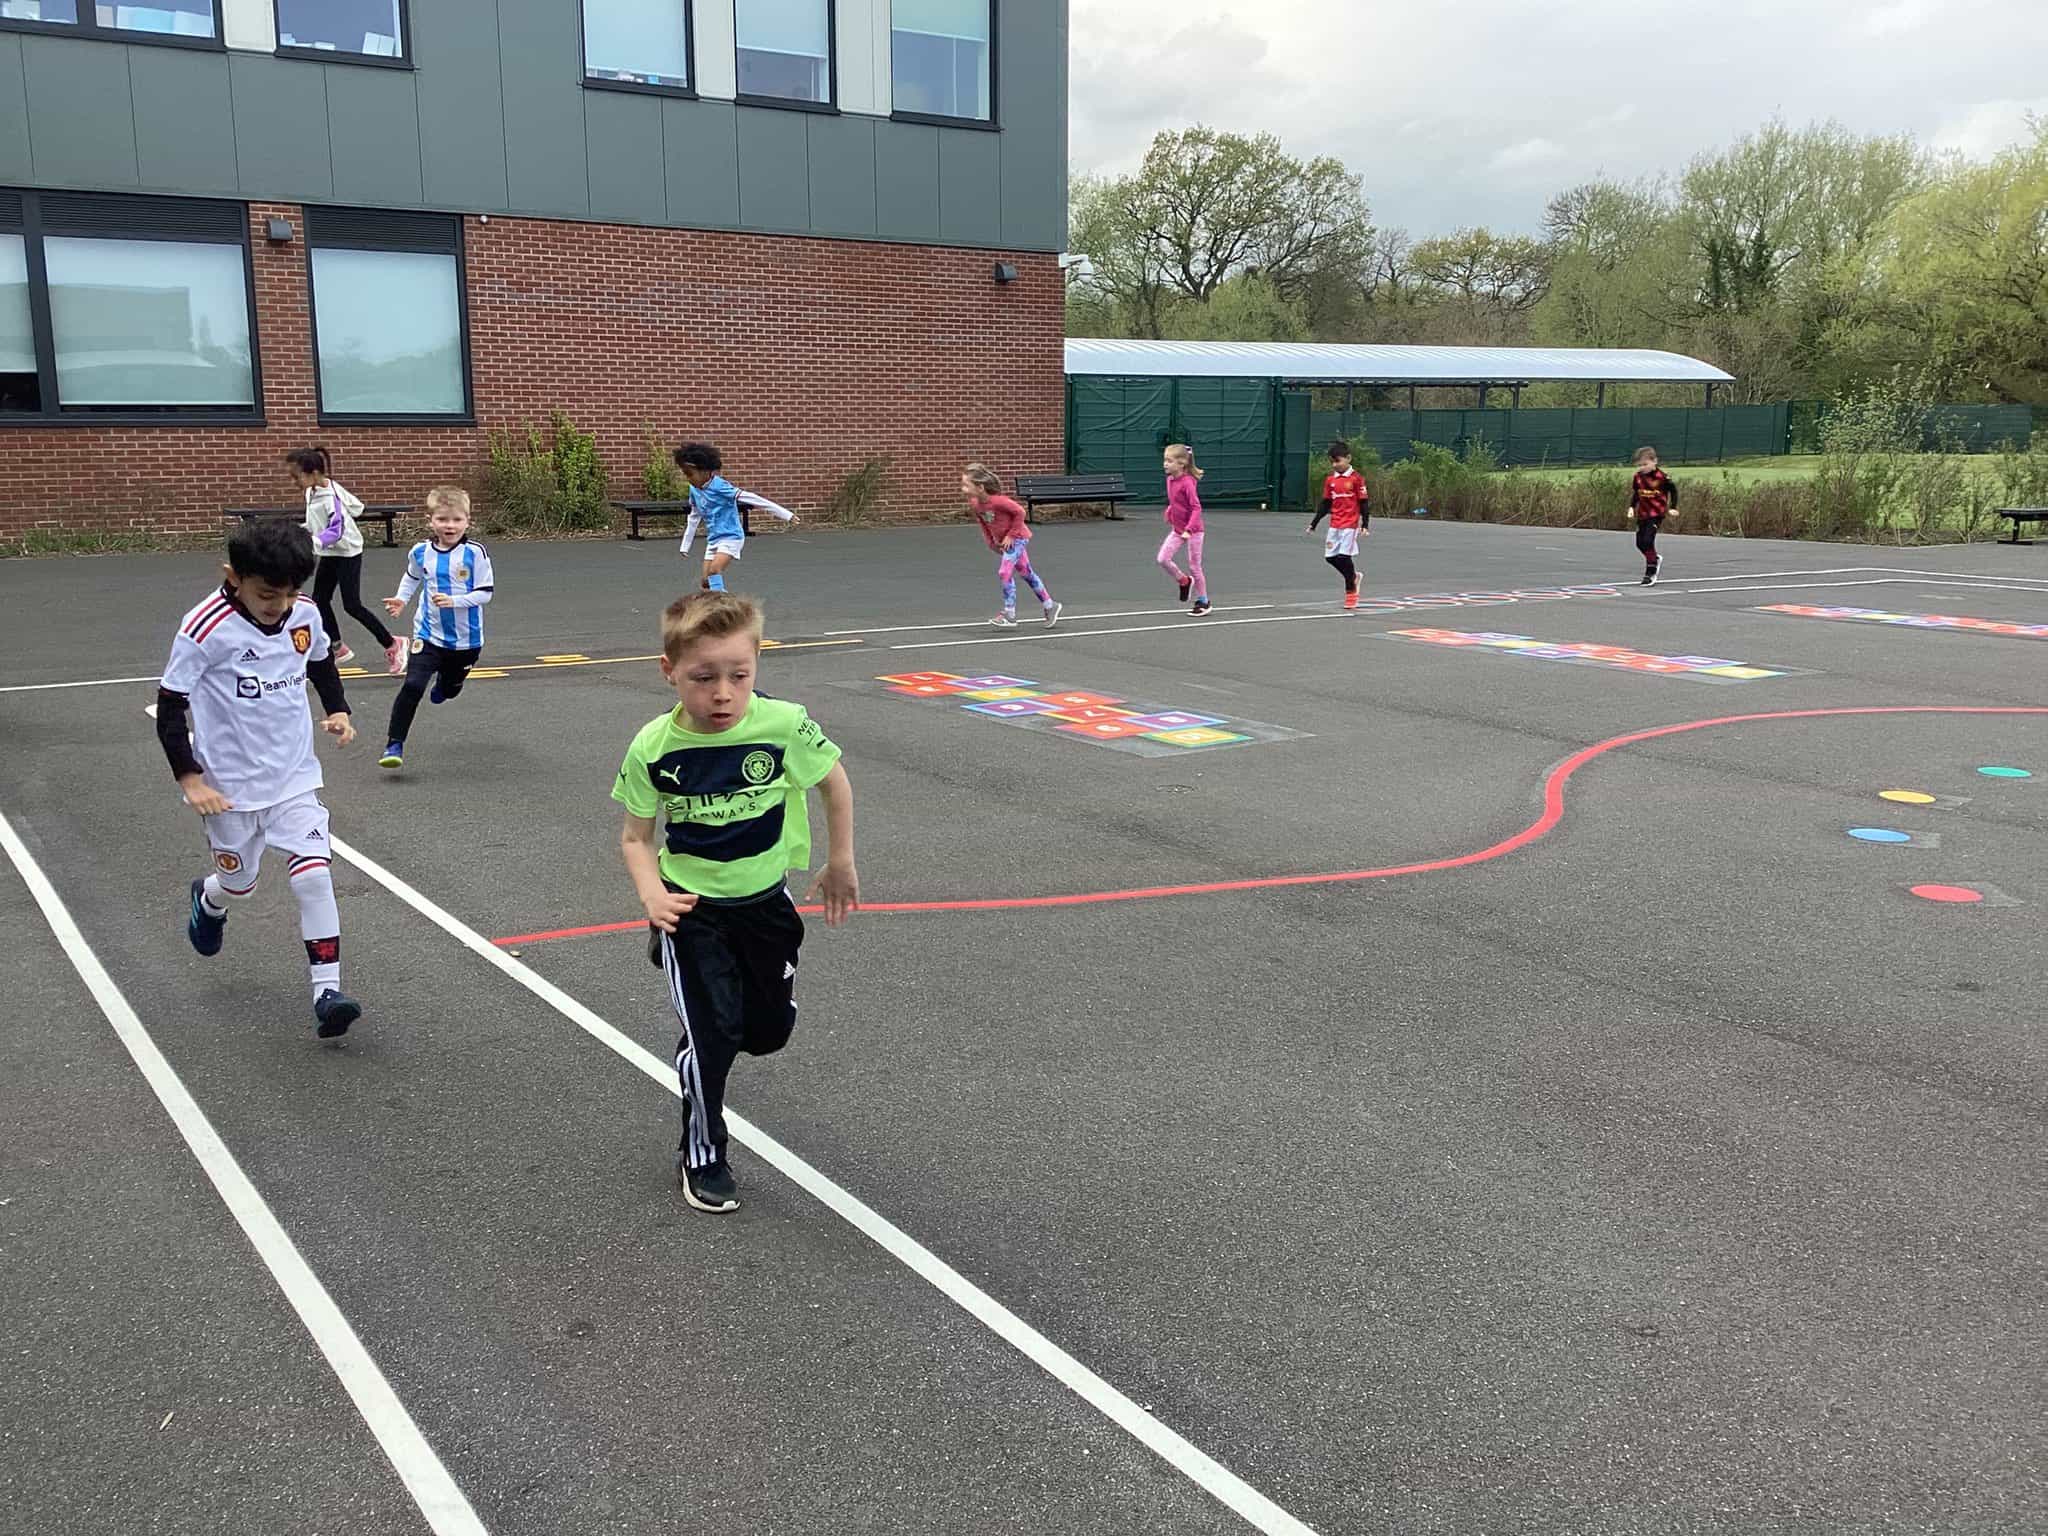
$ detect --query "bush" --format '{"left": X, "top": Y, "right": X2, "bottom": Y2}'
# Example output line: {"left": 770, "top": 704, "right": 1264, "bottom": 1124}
{"left": 642, "top": 426, "right": 685, "bottom": 501}
{"left": 826, "top": 454, "right": 894, "bottom": 525}
{"left": 481, "top": 411, "right": 611, "bottom": 536}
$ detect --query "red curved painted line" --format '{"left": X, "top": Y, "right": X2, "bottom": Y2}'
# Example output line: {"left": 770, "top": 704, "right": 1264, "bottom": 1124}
{"left": 492, "top": 705, "right": 2048, "bottom": 945}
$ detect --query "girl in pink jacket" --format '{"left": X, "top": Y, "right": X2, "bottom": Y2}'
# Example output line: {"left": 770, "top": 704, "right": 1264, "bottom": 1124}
{"left": 963, "top": 464, "right": 1061, "bottom": 628}
{"left": 1159, "top": 443, "right": 1211, "bottom": 616}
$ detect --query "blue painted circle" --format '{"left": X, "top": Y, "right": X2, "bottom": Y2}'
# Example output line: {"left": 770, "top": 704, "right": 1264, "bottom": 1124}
{"left": 1977, "top": 766, "right": 2033, "bottom": 779}
{"left": 1847, "top": 827, "right": 1913, "bottom": 844}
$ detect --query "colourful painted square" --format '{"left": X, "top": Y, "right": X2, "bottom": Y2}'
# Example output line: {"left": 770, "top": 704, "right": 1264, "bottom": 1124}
{"left": 1700, "top": 665, "right": 1780, "bottom": 679}
{"left": 1057, "top": 718, "right": 1156, "bottom": 740}
{"left": 964, "top": 697, "right": 1063, "bottom": 717}
{"left": 961, "top": 687, "right": 1043, "bottom": 702}
{"left": 1147, "top": 726, "right": 1252, "bottom": 748}
{"left": 878, "top": 671, "right": 966, "bottom": 686}
{"left": 1045, "top": 704, "right": 1134, "bottom": 724}
{"left": 1039, "top": 690, "right": 1125, "bottom": 708}
{"left": 889, "top": 681, "right": 976, "bottom": 698}
{"left": 1121, "top": 710, "right": 1225, "bottom": 731}
{"left": 1667, "top": 655, "right": 1743, "bottom": 669}
{"left": 953, "top": 674, "right": 1037, "bottom": 690}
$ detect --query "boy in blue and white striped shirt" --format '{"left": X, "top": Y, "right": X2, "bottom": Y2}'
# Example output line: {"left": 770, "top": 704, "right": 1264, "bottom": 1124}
{"left": 378, "top": 486, "right": 495, "bottom": 770}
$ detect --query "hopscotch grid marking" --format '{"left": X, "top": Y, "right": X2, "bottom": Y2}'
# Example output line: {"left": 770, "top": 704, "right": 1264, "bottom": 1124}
{"left": 0, "top": 809, "right": 489, "bottom": 1536}
{"left": 322, "top": 830, "right": 1320, "bottom": 1536}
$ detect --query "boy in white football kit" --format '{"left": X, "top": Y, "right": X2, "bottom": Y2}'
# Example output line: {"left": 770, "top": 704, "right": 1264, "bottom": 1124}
{"left": 157, "top": 519, "right": 362, "bottom": 1037}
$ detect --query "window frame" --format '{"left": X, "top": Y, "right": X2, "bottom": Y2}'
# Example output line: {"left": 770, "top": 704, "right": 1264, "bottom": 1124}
{"left": 888, "top": 0, "right": 998, "bottom": 131}
{"left": 271, "top": 0, "right": 413, "bottom": 70}
{"left": 0, "top": 187, "right": 265, "bottom": 428}
{"left": 303, "top": 205, "right": 473, "bottom": 427}
{"left": 578, "top": 0, "right": 697, "bottom": 101}
{"left": 0, "top": 0, "right": 225, "bottom": 52}
{"left": 731, "top": 0, "right": 837, "bottom": 116}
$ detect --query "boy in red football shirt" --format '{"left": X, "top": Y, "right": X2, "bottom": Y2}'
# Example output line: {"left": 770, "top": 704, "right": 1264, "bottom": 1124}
{"left": 1307, "top": 440, "right": 1371, "bottom": 610}
{"left": 1625, "top": 446, "right": 1680, "bottom": 585}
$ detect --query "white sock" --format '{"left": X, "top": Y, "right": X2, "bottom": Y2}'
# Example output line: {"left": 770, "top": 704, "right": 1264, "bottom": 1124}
{"left": 288, "top": 856, "right": 342, "bottom": 998}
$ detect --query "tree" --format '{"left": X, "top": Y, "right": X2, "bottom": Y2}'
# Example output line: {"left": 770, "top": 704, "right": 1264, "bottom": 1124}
{"left": 1406, "top": 227, "right": 1552, "bottom": 340}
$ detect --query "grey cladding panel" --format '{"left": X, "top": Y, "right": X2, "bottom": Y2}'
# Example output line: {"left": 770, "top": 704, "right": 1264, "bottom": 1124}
{"left": 327, "top": 66, "right": 423, "bottom": 205}
{"left": 0, "top": 35, "right": 31, "bottom": 184}
{"left": 662, "top": 97, "right": 739, "bottom": 228}
{"left": 874, "top": 119, "right": 938, "bottom": 242}
{"left": 584, "top": 88, "right": 665, "bottom": 225}
{"left": 806, "top": 114, "right": 876, "bottom": 238}
{"left": 497, "top": 0, "right": 587, "bottom": 214}
{"left": 414, "top": 0, "right": 507, "bottom": 209}
{"left": 22, "top": 37, "right": 136, "bottom": 189}
{"left": 997, "top": 0, "right": 1063, "bottom": 250}
{"left": 229, "top": 55, "right": 333, "bottom": 200}
{"left": 735, "top": 107, "right": 808, "bottom": 232}
{"left": 130, "top": 48, "right": 237, "bottom": 195}
{"left": 937, "top": 129, "right": 1001, "bottom": 248}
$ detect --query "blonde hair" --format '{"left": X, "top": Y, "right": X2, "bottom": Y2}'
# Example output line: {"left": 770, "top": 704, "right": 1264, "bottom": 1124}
{"left": 963, "top": 462, "right": 1004, "bottom": 496}
{"left": 1165, "top": 443, "right": 1205, "bottom": 480}
{"left": 1633, "top": 446, "right": 1659, "bottom": 464}
{"left": 662, "top": 590, "right": 764, "bottom": 663}
{"left": 426, "top": 484, "right": 471, "bottom": 515}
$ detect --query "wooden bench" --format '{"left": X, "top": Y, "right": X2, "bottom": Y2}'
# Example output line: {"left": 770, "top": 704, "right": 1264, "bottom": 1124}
{"left": 616, "top": 498, "right": 773, "bottom": 541}
{"left": 226, "top": 505, "right": 404, "bottom": 548}
{"left": 1015, "top": 472, "right": 1130, "bottom": 522}
{"left": 1996, "top": 507, "right": 2048, "bottom": 545}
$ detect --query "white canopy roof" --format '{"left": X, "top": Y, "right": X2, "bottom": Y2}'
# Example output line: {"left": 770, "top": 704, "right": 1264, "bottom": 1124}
{"left": 1065, "top": 339, "right": 1734, "bottom": 385}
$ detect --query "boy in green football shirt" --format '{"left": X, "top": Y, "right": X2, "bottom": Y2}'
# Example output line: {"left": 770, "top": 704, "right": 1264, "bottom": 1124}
{"left": 615, "top": 591, "right": 858, "bottom": 1212}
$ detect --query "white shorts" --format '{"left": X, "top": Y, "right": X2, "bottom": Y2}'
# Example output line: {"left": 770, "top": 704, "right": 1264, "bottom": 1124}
{"left": 204, "top": 791, "right": 331, "bottom": 895}
{"left": 1324, "top": 527, "right": 1361, "bottom": 559}
{"left": 704, "top": 538, "right": 744, "bottom": 562}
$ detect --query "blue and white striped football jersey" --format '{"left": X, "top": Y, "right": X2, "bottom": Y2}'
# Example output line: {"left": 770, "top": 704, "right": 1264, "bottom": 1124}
{"left": 399, "top": 539, "right": 496, "bottom": 649}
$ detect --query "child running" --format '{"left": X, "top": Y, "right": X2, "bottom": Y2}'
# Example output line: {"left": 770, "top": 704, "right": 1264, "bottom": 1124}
{"left": 1625, "top": 446, "right": 1680, "bottom": 585}
{"left": 962, "top": 463, "right": 1061, "bottom": 628}
{"left": 378, "top": 486, "right": 494, "bottom": 770}
{"left": 614, "top": 590, "right": 858, "bottom": 1213}
{"left": 287, "top": 446, "right": 406, "bottom": 675}
{"left": 1158, "top": 442, "right": 1211, "bottom": 617}
{"left": 1307, "top": 439, "right": 1370, "bottom": 611}
{"left": 157, "top": 518, "right": 361, "bottom": 1038}
{"left": 673, "top": 443, "right": 797, "bottom": 592}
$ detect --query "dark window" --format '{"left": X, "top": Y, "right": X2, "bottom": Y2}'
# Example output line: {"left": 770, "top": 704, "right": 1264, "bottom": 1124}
{"left": 582, "top": 0, "right": 691, "bottom": 92}
{"left": 306, "top": 206, "right": 469, "bottom": 421}
{"left": 0, "top": 0, "right": 221, "bottom": 45}
{"left": 274, "top": 0, "right": 406, "bottom": 61}
{"left": 735, "top": 0, "right": 830, "bottom": 107}
{"left": 891, "top": 0, "right": 992, "bottom": 123}
{"left": 0, "top": 189, "right": 260, "bottom": 423}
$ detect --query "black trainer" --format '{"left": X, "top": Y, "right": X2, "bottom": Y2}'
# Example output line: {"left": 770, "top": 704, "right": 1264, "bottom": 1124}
{"left": 187, "top": 878, "right": 226, "bottom": 957}
{"left": 1640, "top": 567, "right": 1657, "bottom": 586}
{"left": 1176, "top": 577, "right": 1192, "bottom": 603}
{"left": 678, "top": 1158, "right": 739, "bottom": 1213}
{"left": 313, "top": 989, "right": 361, "bottom": 1039}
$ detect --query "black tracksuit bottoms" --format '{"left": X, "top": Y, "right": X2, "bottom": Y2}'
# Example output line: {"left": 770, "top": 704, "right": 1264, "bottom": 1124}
{"left": 655, "top": 887, "right": 804, "bottom": 1170}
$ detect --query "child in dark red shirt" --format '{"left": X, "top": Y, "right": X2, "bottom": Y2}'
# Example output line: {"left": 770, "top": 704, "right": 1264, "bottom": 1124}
{"left": 1626, "top": 446, "right": 1679, "bottom": 585}
{"left": 1308, "top": 439, "right": 1371, "bottom": 610}
{"left": 962, "top": 464, "right": 1061, "bottom": 628}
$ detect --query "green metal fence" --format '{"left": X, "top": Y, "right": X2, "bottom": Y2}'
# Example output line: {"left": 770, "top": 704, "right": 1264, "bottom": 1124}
{"left": 1066, "top": 375, "right": 1278, "bottom": 506}
{"left": 1305, "top": 403, "right": 1794, "bottom": 468}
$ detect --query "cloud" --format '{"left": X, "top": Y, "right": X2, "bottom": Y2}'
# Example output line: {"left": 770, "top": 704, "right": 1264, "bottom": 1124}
{"left": 1491, "top": 138, "right": 1567, "bottom": 172}
{"left": 1863, "top": 0, "right": 1938, "bottom": 35}
{"left": 1933, "top": 98, "right": 2048, "bottom": 158}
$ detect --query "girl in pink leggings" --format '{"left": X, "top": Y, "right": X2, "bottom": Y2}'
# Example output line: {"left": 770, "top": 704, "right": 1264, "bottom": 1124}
{"left": 1159, "top": 443, "right": 1211, "bottom": 616}
{"left": 963, "top": 464, "right": 1061, "bottom": 628}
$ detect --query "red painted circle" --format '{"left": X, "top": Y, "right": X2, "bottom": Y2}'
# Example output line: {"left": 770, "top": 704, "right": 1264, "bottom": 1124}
{"left": 1912, "top": 884, "right": 1986, "bottom": 904}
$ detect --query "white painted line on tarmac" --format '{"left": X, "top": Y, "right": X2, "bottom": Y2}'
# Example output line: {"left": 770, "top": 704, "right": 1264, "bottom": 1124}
{"left": 891, "top": 610, "right": 1349, "bottom": 652}
{"left": 0, "top": 809, "right": 490, "bottom": 1536}
{"left": 323, "top": 830, "right": 1321, "bottom": 1536}
{"left": 0, "top": 672, "right": 162, "bottom": 695}
{"left": 1657, "top": 564, "right": 2048, "bottom": 587}
{"left": 1653, "top": 577, "right": 2048, "bottom": 598}
{"left": 824, "top": 603, "right": 1276, "bottom": 636}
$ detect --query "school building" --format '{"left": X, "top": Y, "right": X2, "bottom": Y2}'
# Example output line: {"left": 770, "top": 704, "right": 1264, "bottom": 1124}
{"left": 0, "top": 1, "right": 1068, "bottom": 539}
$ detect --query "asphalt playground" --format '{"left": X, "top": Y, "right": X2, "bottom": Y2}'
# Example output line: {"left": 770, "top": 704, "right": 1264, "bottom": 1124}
{"left": 2, "top": 510, "right": 2045, "bottom": 1535}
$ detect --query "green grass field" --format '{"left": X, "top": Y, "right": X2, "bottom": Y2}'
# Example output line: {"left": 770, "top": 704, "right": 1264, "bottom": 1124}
{"left": 1500, "top": 456, "right": 1824, "bottom": 489}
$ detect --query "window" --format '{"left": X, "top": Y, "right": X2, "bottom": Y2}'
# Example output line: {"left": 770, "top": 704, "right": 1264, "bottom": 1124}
{"left": 306, "top": 207, "right": 468, "bottom": 420}
{"left": 0, "top": 189, "right": 260, "bottom": 422}
{"left": 891, "top": 0, "right": 991, "bottom": 124}
{"left": 582, "top": 0, "right": 690, "bottom": 92}
{"left": 275, "top": 0, "right": 405, "bottom": 61}
{"left": 0, "top": 0, "right": 220, "bottom": 44}
{"left": 735, "top": 0, "right": 830, "bottom": 107}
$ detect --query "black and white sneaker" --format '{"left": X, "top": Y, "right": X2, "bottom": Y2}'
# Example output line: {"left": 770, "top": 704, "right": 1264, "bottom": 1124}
{"left": 1643, "top": 566, "right": 1660, "bottom": 586}
{"left": 679, "top": 1158, "right": 740, "bottom": 1213}
{"left": 1189, "top": 599, "right": 1213, "bottom": 617}
{"left": 187, "top": 878, "right": 226, "bottom": 957}
{"left": 313, "top": 989, "right": 361, "bottom": 1039}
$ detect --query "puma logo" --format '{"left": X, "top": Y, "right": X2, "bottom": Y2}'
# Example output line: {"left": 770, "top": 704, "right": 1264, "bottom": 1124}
{"left": 657, "top": 765, "right": 682, "bottom": 787}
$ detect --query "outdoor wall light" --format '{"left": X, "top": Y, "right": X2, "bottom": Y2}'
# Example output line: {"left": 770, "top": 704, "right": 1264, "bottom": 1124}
{"left": 993, "top": 262, "right": 1018, "bottom": 284}
{"left": 265, "top": 218, "right": 294, "bottom": 243}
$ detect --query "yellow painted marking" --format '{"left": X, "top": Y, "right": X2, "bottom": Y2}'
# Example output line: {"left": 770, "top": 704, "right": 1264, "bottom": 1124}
{"left": 536, "top": 653, "right": 589, "bottom": 662}
{"left": 1880, "top": 790, "right": 1937, "bottom": 805}
{"left": 338, "top": 667, "right": 370, "bottom": 677}
{"left": 326, "top": 637, "right": 860, "bottom": 685}
{"left": 467, "top": 669, "right": 510, "bottom": 680}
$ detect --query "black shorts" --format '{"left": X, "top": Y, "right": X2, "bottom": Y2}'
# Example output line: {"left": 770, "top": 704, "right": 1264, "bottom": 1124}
{"left": 650, "top": 885, "right": 804, "bottom": 1057}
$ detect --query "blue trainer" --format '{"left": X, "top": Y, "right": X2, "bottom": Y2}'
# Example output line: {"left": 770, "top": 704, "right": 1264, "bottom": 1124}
{"left": 378, "top": 741, "right": 404, "bottom": 769}
{"left": 429, "top": 681, "right": 447, "bottom": 704}
{"left": 187, "top": 877, "right": 226, "bottom": 957}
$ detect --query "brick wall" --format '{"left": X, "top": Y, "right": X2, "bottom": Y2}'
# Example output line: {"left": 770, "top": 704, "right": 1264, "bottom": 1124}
{"left": 0, "top": 203, "right": 1066, "bottom": 540}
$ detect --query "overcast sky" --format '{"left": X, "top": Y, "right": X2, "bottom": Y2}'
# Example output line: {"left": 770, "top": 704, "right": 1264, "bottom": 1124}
{"left": 1069, "top": 0, "right": 2048, "bottom": 237}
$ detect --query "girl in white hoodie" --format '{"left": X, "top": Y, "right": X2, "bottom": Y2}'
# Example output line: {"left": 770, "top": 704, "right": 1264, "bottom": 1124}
{"left": 288, "top": 447, "right": 406, "bottom": 675}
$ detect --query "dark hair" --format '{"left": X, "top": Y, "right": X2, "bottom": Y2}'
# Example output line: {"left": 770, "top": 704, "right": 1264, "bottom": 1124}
{"left": 284, "top": 446, "right": 330, "bottom": 476}
{"left": 673, "top": 442, "right": 722, "bottom": 474}
{"left": 227, "top": 517, "right": 317, "bottom": 588}
{"left": 1328, "top": 439, "right": 1352, "bottom": 459}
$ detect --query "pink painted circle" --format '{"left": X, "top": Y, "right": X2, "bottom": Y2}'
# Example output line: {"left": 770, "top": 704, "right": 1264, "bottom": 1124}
{"left": 1911, "top": 884, "right": 1985, "bottom": 904}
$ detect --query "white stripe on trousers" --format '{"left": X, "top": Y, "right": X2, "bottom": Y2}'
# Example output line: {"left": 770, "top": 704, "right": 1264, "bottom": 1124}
{"left": 659, "top": 930, "right": 715, "bottom": 1169}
